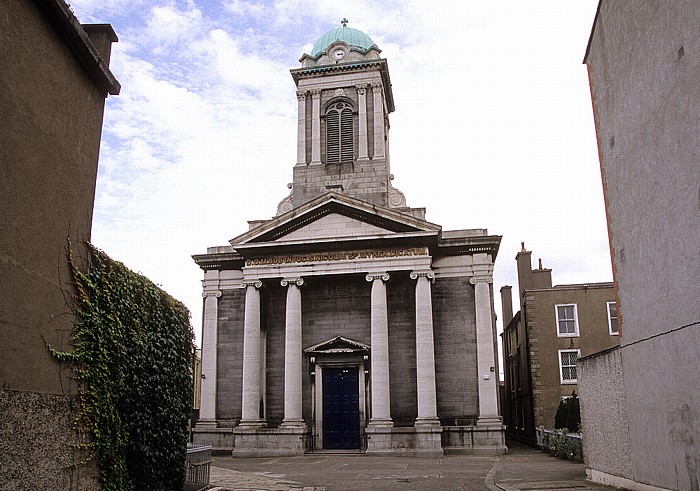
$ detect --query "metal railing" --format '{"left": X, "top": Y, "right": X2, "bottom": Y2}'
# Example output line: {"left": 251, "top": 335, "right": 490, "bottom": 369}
{"left": 185, "top": 444, "right": 212, "bottom": 491}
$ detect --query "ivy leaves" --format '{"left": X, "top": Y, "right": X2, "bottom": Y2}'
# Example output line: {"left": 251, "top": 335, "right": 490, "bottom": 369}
{"left": 53, "top": 242, "right": 194, "bottom": 491}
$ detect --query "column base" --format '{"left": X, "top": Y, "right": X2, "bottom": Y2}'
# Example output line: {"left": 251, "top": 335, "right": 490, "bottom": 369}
{"left": 368, "top": 418, "right": 394, "bottom": 428}
{"left": 415, "top": 417, "right": 441, "bottom": 427}
{"left": 477, "top": 415, "right": 503, "bottom": 426}
{"left": 281, "top": 419, "right": 307, "bottom": 428}
{"left": 238, "top": 419, "right": 267, "bottom": 427}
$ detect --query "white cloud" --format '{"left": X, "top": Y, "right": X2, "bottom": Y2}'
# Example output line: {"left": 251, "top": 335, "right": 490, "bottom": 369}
{"left": 86, "top": 0, "right": 607, "bottom": 355}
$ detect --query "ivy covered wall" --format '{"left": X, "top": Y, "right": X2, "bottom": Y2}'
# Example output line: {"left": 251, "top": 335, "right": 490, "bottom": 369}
{"left": 53, "top": 242, "right": 194, "bottom": 491}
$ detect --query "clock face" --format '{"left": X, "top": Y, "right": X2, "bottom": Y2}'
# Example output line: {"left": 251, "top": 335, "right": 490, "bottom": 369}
{"left": 333, "top": 49, "right": 345, "bottom": 60}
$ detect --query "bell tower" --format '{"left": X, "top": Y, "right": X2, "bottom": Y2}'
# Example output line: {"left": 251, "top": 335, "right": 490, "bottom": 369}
{"left": 279, "top": 21, "right": 415, "bottom": 215}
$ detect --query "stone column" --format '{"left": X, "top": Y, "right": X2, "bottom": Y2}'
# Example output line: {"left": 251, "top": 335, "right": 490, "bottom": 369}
{"left": 240, "top": 279, "right": 264, "bottom": 425}
{"left": 281, "top": 277, "right": 305, "bottom": 426}
{"left": 372, "top": 82, "right": 386, "bottom": 159}
{"left": 471, "top": 254, "right": 501, "bottom": 424}
{"left": 356, "top": 84, "right": 369, "bottom": 160}
{"left": 296, "top": 91, "right": 307, "bottom": 164}
{"left": 199, "top": 289, "right": 222, "bottom": 425}
{"left": 366, "top": 273, "right": 392, "bottom": 425}
{"left": 310, "top": 89, "right": 322, "bottom": 164}
{"left": 410, "top": 270, "right": 440, "bottom": 425}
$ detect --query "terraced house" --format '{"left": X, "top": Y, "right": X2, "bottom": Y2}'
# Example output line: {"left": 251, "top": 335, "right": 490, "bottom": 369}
{"left": 500, "top": 244, "right": 619, "bottom": 445}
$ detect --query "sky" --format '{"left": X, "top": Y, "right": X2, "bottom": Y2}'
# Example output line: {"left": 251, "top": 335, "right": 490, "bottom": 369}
{"left": 71, "top": 0, "right": 610, "bottom": 363}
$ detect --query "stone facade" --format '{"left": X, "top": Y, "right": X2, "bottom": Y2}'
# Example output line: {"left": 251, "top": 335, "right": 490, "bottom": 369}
{"left": 193, "top": 25, "right": 505, "bottom": 457}
{"left": 500, "top": 245, "right": 619, "bottom": 444}
{"left": 582, "top": 2, "right": 700, "bottom": 489}
{"left": 0, "top": 0, "right": 119, "bottom": 488}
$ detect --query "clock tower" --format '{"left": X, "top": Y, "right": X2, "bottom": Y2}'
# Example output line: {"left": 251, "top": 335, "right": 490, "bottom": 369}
{"left": 278, "top": 21, "right": 421, "bottom": 218}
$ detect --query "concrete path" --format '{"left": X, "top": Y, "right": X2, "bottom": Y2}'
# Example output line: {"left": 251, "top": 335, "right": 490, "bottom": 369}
{"left": 208, "top": 441, "right": 617, "bottom": 491}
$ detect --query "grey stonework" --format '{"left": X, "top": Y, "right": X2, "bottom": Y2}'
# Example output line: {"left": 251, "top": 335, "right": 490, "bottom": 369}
{"left": 433, "top": 277, "right": 479, "bottom": 423}
{"left": 292, "top": 158, "right": 390, "bottom": 208}
{"left": 216, "top": 289, "right": 245, "bottom": 421}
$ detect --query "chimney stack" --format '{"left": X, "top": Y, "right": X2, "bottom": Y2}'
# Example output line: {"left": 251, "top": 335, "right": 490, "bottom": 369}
{"left": 500, "top": 286, "right": 514, "bottom": 326}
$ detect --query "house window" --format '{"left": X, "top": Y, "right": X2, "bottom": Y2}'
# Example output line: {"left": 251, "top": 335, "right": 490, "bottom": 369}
{"left": 607, "top": 301, "right": 619, "bottom": 335}
{"left": 555, "top": 304, "right": 579, "bottom": 337}
{"left": 559, "top": 349, "right": 580, "bottom": 384}
{"left": 325, "top": 101, "right": 353, "bottom": 163}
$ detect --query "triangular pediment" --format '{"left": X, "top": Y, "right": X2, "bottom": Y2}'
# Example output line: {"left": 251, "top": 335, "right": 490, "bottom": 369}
{"left": 230, "top": 192, "right": 441, "bottom": 246}
{"left": 304, "top": 336, "right": 370, "bottom": 354}
{"left": 281, "top": 213, "right": 392, "bottom": 241}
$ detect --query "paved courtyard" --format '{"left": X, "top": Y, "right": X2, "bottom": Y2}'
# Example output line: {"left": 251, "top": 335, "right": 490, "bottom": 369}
{"left": 208, "top": 441, "right": 617, "bottom": 491}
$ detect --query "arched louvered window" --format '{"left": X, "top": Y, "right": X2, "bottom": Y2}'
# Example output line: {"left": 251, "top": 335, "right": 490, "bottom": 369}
{"left": 326, "top": 101, "right": 353, "bottom": 164}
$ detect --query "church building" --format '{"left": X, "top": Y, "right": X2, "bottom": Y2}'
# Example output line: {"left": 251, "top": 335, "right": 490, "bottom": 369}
{"left": 192, "top": 23, "right": 506, "bottom": 456}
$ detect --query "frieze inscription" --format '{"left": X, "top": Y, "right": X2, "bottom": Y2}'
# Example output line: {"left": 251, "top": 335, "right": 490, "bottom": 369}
{"left": 245, "top": 247, "right": 429, "bottom": 267}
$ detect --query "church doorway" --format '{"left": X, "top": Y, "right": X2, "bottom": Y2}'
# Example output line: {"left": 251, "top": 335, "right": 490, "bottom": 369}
{"left": 322, "top": 367, "right": 360, "bottom": 449}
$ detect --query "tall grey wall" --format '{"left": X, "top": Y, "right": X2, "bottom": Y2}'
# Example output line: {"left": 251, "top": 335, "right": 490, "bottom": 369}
{"left": 578, "top": 347, "right": 632, "bottom": 480}
{"left": 586, "top": 1, "right": 700, "bottom": 489}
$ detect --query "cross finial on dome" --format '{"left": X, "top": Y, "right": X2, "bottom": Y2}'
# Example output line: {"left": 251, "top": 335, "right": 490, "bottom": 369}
{"left": 341, "top": 18, "right": 348, "bottom": 27}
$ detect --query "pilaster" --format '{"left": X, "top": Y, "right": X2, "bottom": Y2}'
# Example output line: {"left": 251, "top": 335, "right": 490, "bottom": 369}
{"left": 296, "top": 91, "right": 307, "bottom": 164}
{"left": 198, "top": 288, "right": 221, "bottom": 426}
{"left": 372, "top": 82, "right": 385, "bottom": 159}
{"left": 356, "top": 84, "right": 369, "bottom": 160}
{"left": 310, "top": 89, "right": 322, "bottom": 164}
{"left": 470, "top": 254, "right": 501, "bottom": 425}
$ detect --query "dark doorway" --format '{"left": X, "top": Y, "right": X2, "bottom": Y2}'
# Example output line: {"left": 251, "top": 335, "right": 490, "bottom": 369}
{"left": 322, "top": 367, "right": 360, "bottom": 449}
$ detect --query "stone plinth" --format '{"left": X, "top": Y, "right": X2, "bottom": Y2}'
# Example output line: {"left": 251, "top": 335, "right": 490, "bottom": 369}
{"left": 192, "top": 425, "right": 235, "bottom": 453}
{"left": 442, "top": 424, "right": 507, "bottom": 455}
{"left": 365, "top": 424, "right": 444, "bottom": 457}
{"left": 232, "top": 425, "right": 310, "bottom": 457}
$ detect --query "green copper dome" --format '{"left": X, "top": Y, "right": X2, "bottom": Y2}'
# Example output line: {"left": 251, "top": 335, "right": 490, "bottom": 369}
{"left": 311, "top": 24, "right": 378, "bottom": 57}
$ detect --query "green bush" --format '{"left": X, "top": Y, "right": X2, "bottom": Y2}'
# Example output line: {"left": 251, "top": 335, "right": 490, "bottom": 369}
{"left": 52, "top": 242, "right": 194, "bottom": 491}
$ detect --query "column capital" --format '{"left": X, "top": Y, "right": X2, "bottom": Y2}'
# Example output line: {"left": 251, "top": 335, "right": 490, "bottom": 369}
{"left": 309, "top": 88, "right": 322, "bottom": 97}
{"left": 242, "top": 279, "right": 263, "bottom": 289}
{"left": 410, "top": 270, "right": 435, "bottom": 282}
{"left": 470, "top": 275, "right": 493, "bottom": 285}
{"left": 356, "top": 84, "right": 367, "bottom": 95}
{"left": 366, "top": 272, "right": 390, "bottom": 283}
{"left": 371, "top": 81, "right": 382, "bottom": 92}
{"left": 296, "top": 90, "right": 307, "bottom": 100}
{"left": 202, "top": 290, "right": 222, "bottom": 298}
{"left": 281, "top": 277, "right": 304, "bottom": 287}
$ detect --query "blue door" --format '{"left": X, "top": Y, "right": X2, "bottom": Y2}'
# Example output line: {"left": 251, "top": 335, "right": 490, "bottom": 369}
{"left": 322, "top": 367, "right": 360, "bottom": 449}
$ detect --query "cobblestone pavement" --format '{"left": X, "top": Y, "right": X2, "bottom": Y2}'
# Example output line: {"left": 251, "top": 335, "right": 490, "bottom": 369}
{"left": 208, "top": 441, "right": 617, "bottom": 491}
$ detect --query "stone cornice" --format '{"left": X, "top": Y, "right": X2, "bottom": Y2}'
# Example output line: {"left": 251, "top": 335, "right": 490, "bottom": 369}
{"left": 290, "top": 59, "right": 395, "bottom": 113}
